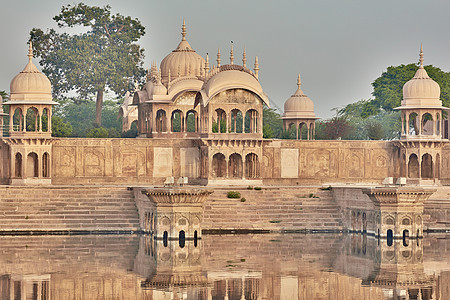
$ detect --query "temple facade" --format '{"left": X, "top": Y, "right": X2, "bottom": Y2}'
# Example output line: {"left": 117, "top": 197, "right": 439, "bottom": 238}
{"left": 0, "top": 23, "right": 449, "bottom": 187}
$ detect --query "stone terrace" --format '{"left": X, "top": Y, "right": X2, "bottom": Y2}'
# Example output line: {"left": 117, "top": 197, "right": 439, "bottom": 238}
{"left": 0, "top": 186, "right": 139, "bottom": 232}
{"left": 202, "top": 187, "right": 344, "bottom": 232}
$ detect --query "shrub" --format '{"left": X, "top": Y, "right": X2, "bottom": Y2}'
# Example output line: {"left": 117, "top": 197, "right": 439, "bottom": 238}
{"left": 227, "top": 191, "right": 241, "bottom": 198}
{"left": 86, "top": 127, "right": 109, "bottom": 138}
{"left": 254, "top": 187, "right": 262, "bottom": 190}
{"left": 247, "top": 186, "right": 253, "bottom": 190}
{"left": 240, "top": 197, "right": 246, "bottom": 202}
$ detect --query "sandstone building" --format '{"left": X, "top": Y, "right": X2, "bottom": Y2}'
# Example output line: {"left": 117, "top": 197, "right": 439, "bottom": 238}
{"left": 0, "top": 23, "right": 449, "bottom": 187}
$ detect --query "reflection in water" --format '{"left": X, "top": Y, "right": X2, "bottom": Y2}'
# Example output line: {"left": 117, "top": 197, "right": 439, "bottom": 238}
{"left": 0, "top": 233, "right": 448, "bottom": 299}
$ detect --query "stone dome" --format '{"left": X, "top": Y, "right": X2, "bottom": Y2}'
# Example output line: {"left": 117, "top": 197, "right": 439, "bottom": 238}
{"left": 160, "top": 21, "right": 205, "bottom": 82}
{"left": 9, "top": 43, "right": 53, "bottom": 103}
{"left": 283, "top": 74, "right": 317, "bottom": 119}
{"left": 402, "top": 46, "right": 442, "bottom": 108}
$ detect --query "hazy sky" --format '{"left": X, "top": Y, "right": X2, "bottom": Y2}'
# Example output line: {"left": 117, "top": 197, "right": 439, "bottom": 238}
{"left": 1, "top": 0, "right": 450, "bottom": 118}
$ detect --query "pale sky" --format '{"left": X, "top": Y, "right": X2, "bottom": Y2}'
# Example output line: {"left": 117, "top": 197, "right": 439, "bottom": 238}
{"left": 1, "top": 0, "right": 450, "bottom": 118}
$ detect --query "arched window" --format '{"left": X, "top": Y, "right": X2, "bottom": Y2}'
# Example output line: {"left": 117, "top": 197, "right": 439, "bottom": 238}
{"left": 27, "top": 152, "right": 38, "bottom": 178}
{"left": 421, "top": 153, "right": 433, "bottom": 179}
{"left": 408, "top": 113, "right": 418, "bottom": 135}
{"left": 245, "top": 153, "right": 259, "bottom": 178}
{"left": 42, "top": 152, "right": 49, "bottom": 178}
{"left": 171, "top": 110, "right": 183, "bottom": 132}
{"left": 408, "top": 154, "right": 419, "bottom": 178}
{"left": 26, "top": 107, "right": 39, "bottom": 132}
{"left": 41, "top": 108, "right": 49, "bottom": 132}
{"left": 13, "top": 108, "right": 23, "bottom": 131}
{"left": 185, "top": 110, "right": 197, "bottom": 132}
{"left": 214, "top": 109, "right": 226, "bottom": 133}
{"left": 212, "top": 153, "right": 226, "bottom": 178}
{"left": 245, "top": 109, "right": 258, "bottom": 133}
{"left": 421, "top": 113, "right": 433, "bottom": 135}
{"left": 228, "top": 153, "right": 243, "bottom": 178}
{"left": 15, "top": 152, "right": 22, "bottom": 178}
{"left": 230, "top": 109, "right": 243, "bottom": 133}
{"left": 299, "top": 122, "right": 307, "bottom": 140}
{"left": 156, "top": 110, "right": 166, "bottom": 133}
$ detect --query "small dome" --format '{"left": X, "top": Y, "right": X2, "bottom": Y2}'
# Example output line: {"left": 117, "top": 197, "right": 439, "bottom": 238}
{"left": 160, "top": 21, "right": 205, "bottom": 82}
{"left": 9, "top": 43, "right": 53, "bottom": 103}
{"left": 402, "top": 46, "right": 441, "bottom": 107}
{"left": 283, "top": 74, "right": 316, "bottom": 119}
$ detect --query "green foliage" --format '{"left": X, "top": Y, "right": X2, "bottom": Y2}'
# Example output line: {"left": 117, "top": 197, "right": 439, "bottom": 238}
{"left": 240, "top": 198, "right": 246, "bottom": 202}
{"left": 338, "top": 99, "right": 380, "bottom": 119}
{"left": 51, "top": 116, "right": 72, "bottom": 137}
{"left": 212, "top": 119, "right": 226, "bottom": 133}
{"left": 366, "top": 120, "right": 384, "bottom": 140}
{"left": 254, "top": 187, "right": 262, "bottom": 190}
{"left": 227, "top": 191, "right": 241, "bottom": 198}
{"left": 372, "top": 64, "right": 450, "bottom": 110}
{"left": 86, "top": 127, "right": 109, "bottom": 138}
{"left": 262, "top": 106, "right": 283, "bottom": 138}
{"left": 321, "top": 116, "right": 353, "bottom": 140}
{"left": 121, "top": 120, "right": 138, "bottom": 138}
{"left": 30, "top": 3, "right": 146, "bottom": 125}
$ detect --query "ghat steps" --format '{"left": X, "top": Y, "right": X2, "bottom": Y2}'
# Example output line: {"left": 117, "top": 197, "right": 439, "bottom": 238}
{"left": 0, "top": 186, "right": 140, "bottom": 232}
{"left": 202, "top": 188, "right": 344, "bottom": 231}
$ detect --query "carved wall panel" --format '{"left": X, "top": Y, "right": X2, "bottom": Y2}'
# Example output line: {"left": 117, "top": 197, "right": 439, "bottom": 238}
{"left": 281, "top": 149, "right": 299, "bottom": 178}
{"left": 180, "top": 147, "right": 200, "bottom": 178}
{"left": 153, "top": 147, "right": 173, "bottom": 178}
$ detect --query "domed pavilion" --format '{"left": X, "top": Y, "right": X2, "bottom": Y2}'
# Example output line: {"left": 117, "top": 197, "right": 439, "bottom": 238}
{"left": 282, "top": 74, "right": 318, "bottom": 140}
{"left": 3, "top": 43, "right": 57, "bottom": 185}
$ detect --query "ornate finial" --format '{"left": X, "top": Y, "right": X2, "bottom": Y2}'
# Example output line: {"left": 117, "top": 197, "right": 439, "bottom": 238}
{"left": 297, "top": 73, "right": 301, "bottom": 88}
{"left": 230, "top": 41, "right": 234, "bottom": 65}
{"left": 419, "top": 43, "right": 424, "bottom": 68}
{"left": 181, "top": 19, "right": 187, "bottom": 41}
{"left": 242, "top": 47, "right": 247, "bottom": 68}
{"left": 28, "top": 41, "right": 33, "bottom": 62}
{"left": 204, "top": 53, "right": 210, "bottom": 77}
{"left": 254, "top": 56, "right": 259, "bottom": 79}
{"left": 217, "top": 48, "right": 221, "bottom": 67}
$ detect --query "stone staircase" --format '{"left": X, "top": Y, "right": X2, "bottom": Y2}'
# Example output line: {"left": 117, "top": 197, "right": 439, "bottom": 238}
{"left": 202, "top": 187, "right": 343, "bottom": 231}
{"left": 0, "top": 186, "right": 140, "bottom": 232}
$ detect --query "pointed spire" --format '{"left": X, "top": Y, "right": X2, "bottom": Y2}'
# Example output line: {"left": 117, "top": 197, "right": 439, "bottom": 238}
{"left": 181, "top": 19, "right": 187, "bottom": 41}
{"left": 254, "top": 56, "right": 259, "bottom": 79}
{"left": 28, "top": 41, "right": 33, "bottom": 63}
{"left": 217, "top": 48, "right": 221, "bottom": 67}
{"left": 297, "top": 73, "right": 302, "bottom": 88}
{"left": 242, "top": 47, "right": 247, "bottom": 68}
{"left": 230, "top": 41, "right": 234, "bottom": 65}
{"left": 419, "top": 43, "right": 424, "bottom": 68}
{"left": 204, "top": 53, "right": 210, "bottom": 77}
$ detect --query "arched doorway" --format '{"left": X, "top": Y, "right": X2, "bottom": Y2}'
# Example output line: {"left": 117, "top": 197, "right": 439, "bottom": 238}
{"left": 171, "top": 110, "right": 183, "bottom": 132}
{"left": 15, "top": 153, "right": 22, "bottom": 178}
{"left": 212, "top": 153, "right": 226, "bottom": 177}
{"left": 408, "top": 154, "right": 419, "bottom": 178}
{"left": 214, "top": 108, "right": 226, "bottom": 133}
{"left": 436, "top": 153, "right": 440, "bottom": 179}
{"left": 230, "top": 109, "right": 243, "bottom": 133}
{"left": 185, "top": 110, "right": 197, "bottom": 132}
{"left": 245, "top": 153, "right": 259, "bottom": 178}
{"left": 27, "top": 152, "right": 38, "bottom": 178}
{"left": 26, "top": 107, "right": 39, "bottom": 132}
{"left": 228, "top": 153, "right": 243, "bottom": 178}
{"left": 245, "top": 109, "right": 258, "bottom": 133}
{"left": 400, "top": 153, "right": 406, "bottom": 177}
{"left": 421, "top": 113, "right": 433, "bottom": 135}
{"left": 421, "top": 153, "right": 433, "bottom": 179}
{"left": 156, "top": 110, "right": 166, "bottom": 132}
{"left": 13, "top": 108, "right": 23, "bottom": 131}
{"left": 42, "top": 152, "right": 50, "bottom": 178}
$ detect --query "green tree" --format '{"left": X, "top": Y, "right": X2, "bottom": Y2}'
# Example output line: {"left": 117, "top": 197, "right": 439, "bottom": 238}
{"left": 323, "top": 116, "right": 353, "bottom": 140}
{"left": 86, "top": 127, "right": 109, "bottom": 138}
{"left": 262, "top": 106, "right": 283, "bottom": 138}
{"left": 372, "top": 64, "right": 450, "bottom": 111}
{"left": 366, "top": 121, "right": 384, "bottom": 140}
{"left": 51, "top": 116, "right": 73, "bottom": 137}
{"left": 30, "top": 3, "right": 146, "bottom": 125}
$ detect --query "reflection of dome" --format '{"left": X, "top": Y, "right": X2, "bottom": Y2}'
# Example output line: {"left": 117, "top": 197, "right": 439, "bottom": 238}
{"left": 402, "top": 45, "right": 441, "bottom": 107}
{"left": 160, "top": 20, "right": 205, "bottom": 82}
{"left": 283, "top": 74, "right": 316, "bottom": 118}
{"left": 9, "top": 43, "right": 52, "bottom": 103}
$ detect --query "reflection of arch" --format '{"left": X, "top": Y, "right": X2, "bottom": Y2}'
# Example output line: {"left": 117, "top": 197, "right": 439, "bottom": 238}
{"left": 179, "top": 231, "right": 185, "bottom": 248}
{"left": 421, "top": 153, "right": 433, "bottom": 179}
{"left": 156, "top": 109, "right": 166, "bottom": 133}
{"left": 42, "top": 152, "right": 50, "bottom": 178}
{"left": 362, "top": 212, "right": 367, "bottom": 233}
{"left": 15, "top": 152, "right": 22, "bottom": 178}
{"left": 245, "top": 153, "right": 259, "bottom": 178}
{"left": 408, "top": 154, "right": 419, "bottom": 178}
{"left": 387, "top": 230, "right": 393, "bottom": 246}
{"left": 212, "top": 153, "right": 226, "bottom": 178}
{"left": 27, "top": 152, "right": 38, "bottom": 178}
{"left": 228, "top": 153, "right": 243, "bottom": 178}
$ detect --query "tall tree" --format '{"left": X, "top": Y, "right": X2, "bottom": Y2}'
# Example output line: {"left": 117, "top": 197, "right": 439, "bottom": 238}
{"left": 372, "top": 63, "right": 450, "bottom": 111}
{"left": 30, "top": 3, "right": 146, "bottom": 125}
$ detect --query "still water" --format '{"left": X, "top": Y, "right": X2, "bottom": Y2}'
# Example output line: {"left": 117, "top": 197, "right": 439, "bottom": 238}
{"left": 0, "top": 233, "right": 448, "bottom": 299}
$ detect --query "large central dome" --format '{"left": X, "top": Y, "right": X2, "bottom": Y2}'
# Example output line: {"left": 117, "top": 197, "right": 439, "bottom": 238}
{"left": 160, "top": 20, "right": 205, "bottom": 83}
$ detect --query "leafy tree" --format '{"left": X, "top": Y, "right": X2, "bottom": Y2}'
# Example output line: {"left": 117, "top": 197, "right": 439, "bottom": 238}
{"left": 30, "top": 3, "right": 146, "bottom": 125}
{"left": 86, "top": 127, "right": 109, "bottom": 138}
{"left": 366, "top": 121, "right": 384, "bottom": 140}
{"left": 322, "top": 116, "right": 353, "bottom": 140}
{"left": 262, "top": 106, "right": 283, "bottom": 138}
{"left": 121, "top": 120, "right": 138, "bottom": 138}
{"left": 51, "top": 116, "right": 73, "bottom": 137}
{"left": 372, "top": 64, "right": 450, "bottom": 111}
{"left": 338, "top": 99, "right": 380, "bottom": 119}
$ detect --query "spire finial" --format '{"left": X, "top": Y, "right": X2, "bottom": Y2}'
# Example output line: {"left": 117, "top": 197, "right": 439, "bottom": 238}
{"left": 230, "top": 41, "right": 234, "bottom": 65}
{"left": 254, "top": 56, "right": 259, "bottom": 79}
{"left": 217, "top": 48, "right": 221, "bottom": 67}
{"left": 28, "top": 41, "right": 33, "bottom": 62}
{"left": 297, "top": 73, "right": 301, "bottom": 88}
{"left": 242, "top": 47, "right": 247, "bottom": 67}
{"left": 419, "top": 43, "right": 424, "bottom": 68}
{"left": 181, "top": 19, "right": 187, "bottom": 41}
{"left": 204, "top": 53, "right": 210, "bottom": 77}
